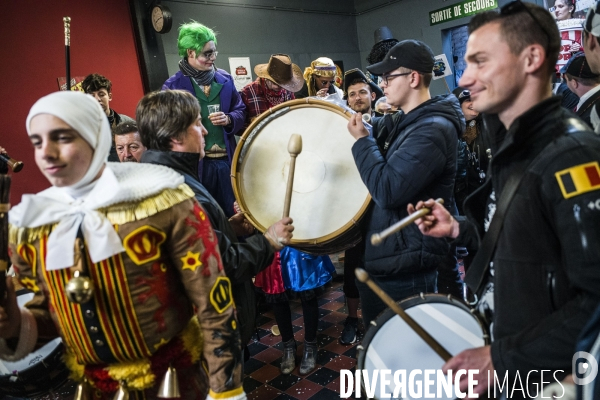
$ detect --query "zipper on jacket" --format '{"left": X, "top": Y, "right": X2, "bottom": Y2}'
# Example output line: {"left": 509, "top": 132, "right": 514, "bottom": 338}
{"left": 546, "top": 271, "right": 557, "bottom": 312}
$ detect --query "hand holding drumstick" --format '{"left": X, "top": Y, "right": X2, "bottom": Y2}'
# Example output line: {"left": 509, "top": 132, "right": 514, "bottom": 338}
{"left": 371, "top": 198, "right": 445, "bottom": 246}
{"left": 409, "top": 199, "right": 494, "bottom": 397}
{"left": 230, "top": 202, "right": 294, "bottom": 250}
{"left": 236, "top": 135, "right": 301, "bottom": 250}
{"left": 407, "top": 198, "right": 460, "bottom": 239}
{"left": 262, "top": 134, "right": 302, "bottom": 251}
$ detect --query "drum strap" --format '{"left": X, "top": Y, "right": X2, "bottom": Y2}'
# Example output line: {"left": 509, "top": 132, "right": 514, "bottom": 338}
{"left": 464, "top": 117, "right": 588, "bottom": 295}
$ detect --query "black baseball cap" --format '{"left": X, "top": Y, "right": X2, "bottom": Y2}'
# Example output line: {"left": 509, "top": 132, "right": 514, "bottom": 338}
{"left": 367, "top": 40, "right": 435, "bottom": 76}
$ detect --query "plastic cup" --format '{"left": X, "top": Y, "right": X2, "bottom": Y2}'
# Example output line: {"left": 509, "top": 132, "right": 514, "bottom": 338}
{"left": 207, "top": 104, "right": 220, "bottom": 116}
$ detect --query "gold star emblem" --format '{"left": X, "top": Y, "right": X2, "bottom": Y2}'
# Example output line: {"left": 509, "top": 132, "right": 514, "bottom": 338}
{"left": 154, "top": 338, "right": 169, "bottom": 350}
{"left": 181, "top": 251, "right": 202, "bottom": 272}
{"left": 20, "top": 277, "right": 40, "bottom": 292}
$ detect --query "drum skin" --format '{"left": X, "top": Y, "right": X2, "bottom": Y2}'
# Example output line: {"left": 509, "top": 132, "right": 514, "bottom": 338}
{"left": 232, "top": 98, "right": 371, "bottom": 254}
{"left": 0, "top": 291, "right": 70, "bottom": 399}
{"left": 356, "top": 293, "right": 490, "bottom": 400}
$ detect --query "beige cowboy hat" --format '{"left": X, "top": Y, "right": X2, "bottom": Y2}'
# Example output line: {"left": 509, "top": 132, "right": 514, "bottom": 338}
{"left": 254, "top": 54, "right": 305, "bottom": 93}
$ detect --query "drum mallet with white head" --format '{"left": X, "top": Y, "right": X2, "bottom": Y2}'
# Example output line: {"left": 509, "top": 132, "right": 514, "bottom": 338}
{"left": 283, "top": 134, "right": 302, "bottom": 218}
{"left": 355, "top": 267, "right": 452, "bottom": 362}
{"left": 371, "top": 198, "right": 444, "bottom": 246}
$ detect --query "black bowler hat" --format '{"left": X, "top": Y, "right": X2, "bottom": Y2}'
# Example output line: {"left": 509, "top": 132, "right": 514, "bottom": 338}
{"left": 374, "top": 26, "right": 395, "bottom": 45}
{"left": 343, "top": 68, "right": 384, "bottom": 99}
{"left": 452, "top": 87, "right": 471, "bottom": 105}
{"left": 367, "top": 40, "right": 435, "bottom": 76}
{"left": 560, "top": 52, "right": 600, "bottom": 79}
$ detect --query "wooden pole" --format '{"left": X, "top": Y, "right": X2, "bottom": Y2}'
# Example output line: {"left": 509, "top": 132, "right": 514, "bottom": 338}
{"left": 0, "top": 175, "right": 11, "bottom": 302}
{"left": 64, "top": 17, "right": 71, "bottom": 91}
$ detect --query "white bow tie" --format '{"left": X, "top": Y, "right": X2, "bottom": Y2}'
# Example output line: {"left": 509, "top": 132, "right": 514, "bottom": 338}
{"left": 13, "top": 168, "right": 124, "bottom": 271}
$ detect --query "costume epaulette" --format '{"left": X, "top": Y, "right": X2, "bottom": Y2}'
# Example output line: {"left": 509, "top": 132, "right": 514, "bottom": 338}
{"left": 9, "top": 184, "right": 195, "bottom": 245}
{"left": 9, "top": 223, "right": 56, "bottom": 246}
{"left": 99, "top": 183, "right": 195, "bottom": 225}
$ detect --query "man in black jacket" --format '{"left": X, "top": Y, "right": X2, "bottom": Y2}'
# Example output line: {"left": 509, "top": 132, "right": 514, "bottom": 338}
{"left": 82, "top": 73, "right": 135, "bottom": 162}
{"left": 347, "top": 40, "right": 464, "bottom": 324}
{"left": 562, "top": 52, "right": 600, "bottom": 128}
{"left": 136, "top": 90, "right": 294, "bottom": 349}
{"left": 411, "top": 3, "right": 600, "bottom": 398}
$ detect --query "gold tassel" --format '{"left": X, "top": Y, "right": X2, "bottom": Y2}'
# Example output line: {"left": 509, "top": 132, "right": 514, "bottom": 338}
{"left": 157, "top": 366, "right": 181, "bottom": 398}
{"left": 74, "top": 378, "right": 92, "bottom": 400}
{"left": 101, "top": 185, "right": 194, "bottom": 225}
{"left": 113, "top": 382, "right": 130, "bottom": 400}
{"left": 9, "top": 223, "right": 56, "bottom": 246}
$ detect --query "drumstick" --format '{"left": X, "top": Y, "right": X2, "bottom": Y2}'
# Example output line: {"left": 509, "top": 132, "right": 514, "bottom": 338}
{"left": 355, "top": 268, "right": 452, "bottom": 362}
{"left": 282, "top": 134, "right": 302, "bottom": 218}
{"left": 371, "top": 198, "right": 444, "bottom": 246}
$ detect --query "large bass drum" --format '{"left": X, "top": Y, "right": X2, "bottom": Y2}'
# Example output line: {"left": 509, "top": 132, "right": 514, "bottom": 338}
{"left": 356, "top": 293, "right": 490, "bottom": 400}
{"left": 0, "top": 291, "right": 71, "bottom": 399}
{"left": 231, "top": 98, "right": 371, "bottom": 254}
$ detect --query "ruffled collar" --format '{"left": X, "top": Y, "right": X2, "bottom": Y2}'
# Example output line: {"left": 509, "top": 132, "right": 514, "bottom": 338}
{"left": 10, "top": 162, "right": 184, "bottom": 270}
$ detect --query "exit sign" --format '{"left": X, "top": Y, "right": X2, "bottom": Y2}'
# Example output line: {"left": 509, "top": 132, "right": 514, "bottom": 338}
{"left": 429, "top": 0, "right": 498, "bottom": 26}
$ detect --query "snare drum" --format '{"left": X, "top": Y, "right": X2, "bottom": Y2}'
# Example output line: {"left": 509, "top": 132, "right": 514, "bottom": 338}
{"left": 0, "top": 291, "right": 69, "bottom": 398}
{"left": 357, "top": 293, "right": 490, "bottom": 400}
{"left": 231, "top": 98, "right": 371, "bottom": 254}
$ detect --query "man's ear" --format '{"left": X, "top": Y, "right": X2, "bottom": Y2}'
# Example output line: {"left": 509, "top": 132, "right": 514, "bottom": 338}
{"left": 590, "top": 34, "right": 599, "bottom": 52}
{"left": 409, "top": 71, "right": 421, "bottom": 88}
{"left": 187, "top": 49, "right": 195, "bottom": 59}
{"left": 170, "top": 135, "right": 184, "bottom": 146}
{"left": 370, "top": 92, "right": 376, "bottom": 101}
{"left": 108, "top": 92, "right": 113, "bottom": 102}
{"left": 522, "top": 44, "right": 546, "bottom": 74}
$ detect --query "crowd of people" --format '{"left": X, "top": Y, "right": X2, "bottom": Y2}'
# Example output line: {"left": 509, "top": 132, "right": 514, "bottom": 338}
{"left": 2, "top": 1, "right": 600, "bottom": 399}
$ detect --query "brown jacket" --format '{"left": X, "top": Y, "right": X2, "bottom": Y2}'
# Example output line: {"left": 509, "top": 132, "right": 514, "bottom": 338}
{"left": 8, "top": 185, "right": 243, "bottom": 399}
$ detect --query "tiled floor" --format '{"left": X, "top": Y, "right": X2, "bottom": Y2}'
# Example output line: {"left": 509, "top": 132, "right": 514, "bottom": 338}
{"left": 244, "top": 277, "right": 363, "bottom": 400}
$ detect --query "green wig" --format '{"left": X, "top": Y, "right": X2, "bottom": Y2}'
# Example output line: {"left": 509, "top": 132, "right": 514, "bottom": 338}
{"left": 177, "top": 21, "right": 217, "bottom": 58}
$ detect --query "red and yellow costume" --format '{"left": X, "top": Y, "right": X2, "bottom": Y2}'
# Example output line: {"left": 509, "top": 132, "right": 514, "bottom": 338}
{"left": 6, "top": 178, "right": 244, "bottom": 399}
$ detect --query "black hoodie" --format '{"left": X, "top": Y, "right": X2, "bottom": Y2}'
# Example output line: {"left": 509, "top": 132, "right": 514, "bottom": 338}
{"left": 352, "top": 94, "right": 465, "bottom": 276}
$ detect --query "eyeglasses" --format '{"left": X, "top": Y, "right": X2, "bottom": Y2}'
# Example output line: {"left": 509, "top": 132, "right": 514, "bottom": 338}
{"left": 319, "top": 79, "right": 335, "bottom": 86}
{"left": 380, "top": 72, "right": 411, "bottom": 86}
{"left": 500, "top": 0, "right": 552, "bottom": 51}
{"left": 199, "top": 50, "right": 218, "bottom": 60}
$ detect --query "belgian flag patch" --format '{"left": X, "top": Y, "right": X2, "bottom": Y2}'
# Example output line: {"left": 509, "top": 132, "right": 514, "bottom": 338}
{"left": 555, "top": 162, "right": 600, "bottom": 199}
